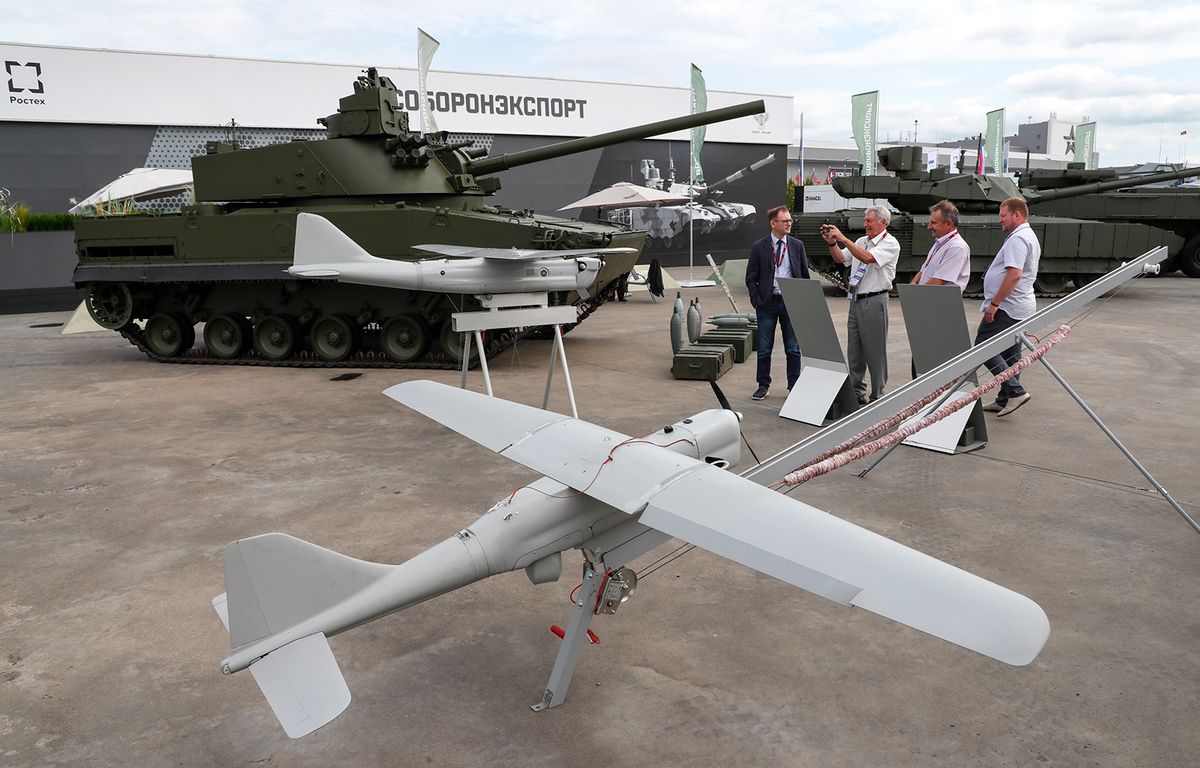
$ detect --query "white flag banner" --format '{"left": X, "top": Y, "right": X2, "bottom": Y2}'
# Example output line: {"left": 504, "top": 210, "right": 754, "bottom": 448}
{"left": 851, "top": 90, "right": 879, "bottom": 176}
{"left": 690, "top": 64, "right": 707, "bottom": 184}
{"left": 417, "top": 28, "right": 441, "bottom": 135}
{"left": 1075, "top": 122, "right": 1097, "bottom": 170}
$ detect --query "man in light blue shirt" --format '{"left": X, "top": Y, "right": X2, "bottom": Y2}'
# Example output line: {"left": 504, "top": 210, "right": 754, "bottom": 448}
{"left": 976, "top": 197, "right": 1041, "bottom": 417}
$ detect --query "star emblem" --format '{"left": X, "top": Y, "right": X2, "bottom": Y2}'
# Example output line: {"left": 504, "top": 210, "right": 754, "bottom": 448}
{"left": 1063, "top": 126, "right": 1076, "bottom": 156}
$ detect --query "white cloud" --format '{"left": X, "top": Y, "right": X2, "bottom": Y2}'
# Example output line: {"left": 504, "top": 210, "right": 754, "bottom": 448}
{"left": 3, "top": 0, "right": 1199, "bottom": 165}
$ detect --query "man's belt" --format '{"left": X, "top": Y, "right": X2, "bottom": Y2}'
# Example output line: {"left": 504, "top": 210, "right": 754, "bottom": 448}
{"left": 854, "top": 289, "right": 889, "bottom": 299}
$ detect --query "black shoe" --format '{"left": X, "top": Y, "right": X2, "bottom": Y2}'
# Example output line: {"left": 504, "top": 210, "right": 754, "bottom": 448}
{"left": 857, "top": 396, "right": 870, "bottom": 405}
{"left": 752, "top": 386, "right": 769, "bottom": 401}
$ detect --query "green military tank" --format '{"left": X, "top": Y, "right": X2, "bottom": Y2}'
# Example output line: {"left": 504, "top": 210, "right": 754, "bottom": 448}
{"left": 793, "top": 146, "right": 1196, "bottom": 295}
{"left": 1016, "top": 163, "right": 1200, "bottom": 278}
{"left": 73, "top": 68, "right": 763, "bottom": 367}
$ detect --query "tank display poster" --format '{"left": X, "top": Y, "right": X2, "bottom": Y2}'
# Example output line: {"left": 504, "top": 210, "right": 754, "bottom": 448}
{"left": 851, "top": 90, "right": 878, "bottom": 176}
{"left": 490, "top": 136, "right": 787, "bottom": 267}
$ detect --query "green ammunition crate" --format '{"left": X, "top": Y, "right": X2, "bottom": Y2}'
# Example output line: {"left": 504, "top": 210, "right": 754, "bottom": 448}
{"left": 672, "top": 344, "right": 734, "bottom": 381}
{"left": 695, "top": 329, "right": 754, "bottom": 363}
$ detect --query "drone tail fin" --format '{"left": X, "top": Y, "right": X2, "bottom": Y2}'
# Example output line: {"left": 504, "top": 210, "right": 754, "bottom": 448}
{"left": 214, "top": 532, "right": 495, "bottom": 736}
{"left": 291, "top": 212, "right": 377, "bottom": 271}
{"left": 212, "top": 533, "right": 396, "bottom": 737}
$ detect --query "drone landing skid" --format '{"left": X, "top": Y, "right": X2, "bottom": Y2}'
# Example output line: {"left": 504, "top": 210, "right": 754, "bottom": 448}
{"left": 531, "top": 563, "right": 604, "bottom": 712}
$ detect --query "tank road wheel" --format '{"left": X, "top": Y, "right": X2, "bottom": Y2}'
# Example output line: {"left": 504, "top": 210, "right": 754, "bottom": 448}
{"left": 85, "top": 282, "right": 134, "bottom": 329}
{"left": 310, "top": 315, "right": 358, "bottom": 362}
{"left": 203, "top": 314, "right": 250, "bottom": 359}
{"left": 438, "top": 318, "right": 480, "bottom": 365}
{"left": 1033, "top": 273, "right": 1070, "bottom": 294}
{"left": 1179, "top": 235, "right": 1200, "bottom": 278}
{"left": 253, "top": 314, "right": 299, "bottom": 361}
{"left": 380, "top": 315, "right": 429, "bottom": 363}
{"left": 144, "top": 313, "right": 193, "bottom": 357}
{"left": 965, "top": 273, "right": 984, "bottom": 295}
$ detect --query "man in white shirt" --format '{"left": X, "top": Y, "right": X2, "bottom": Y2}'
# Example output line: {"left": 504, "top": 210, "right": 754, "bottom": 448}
{"left": 913, "top": 200, "right": 971, "bottom": 291}
{"left": 821, "top": 206, "right": 900, "bottom": 403}
{"left": 976, "top": 197, "right": 1041, "bottom": 417}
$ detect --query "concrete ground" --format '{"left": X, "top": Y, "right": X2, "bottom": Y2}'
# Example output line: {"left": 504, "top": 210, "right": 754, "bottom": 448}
{"left": 2, "top": 271, "right": 1198, "bottom": 767}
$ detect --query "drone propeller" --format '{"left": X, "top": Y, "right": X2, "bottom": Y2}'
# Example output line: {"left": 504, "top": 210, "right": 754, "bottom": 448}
{"left": 708, "top": 379, "right": 760, "bottom": 465}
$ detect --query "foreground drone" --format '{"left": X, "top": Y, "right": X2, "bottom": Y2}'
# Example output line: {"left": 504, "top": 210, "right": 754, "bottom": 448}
{"left": 213, "top": 380, "right": 1047, "bottom": 737}
{"left": 213, "top": 247, "right": 1167, "bottom": 738}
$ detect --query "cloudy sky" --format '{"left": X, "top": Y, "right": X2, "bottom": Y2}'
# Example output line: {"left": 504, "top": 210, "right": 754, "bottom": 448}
{"left": 5, "top": 0, "right": 1198, "bottom": 167}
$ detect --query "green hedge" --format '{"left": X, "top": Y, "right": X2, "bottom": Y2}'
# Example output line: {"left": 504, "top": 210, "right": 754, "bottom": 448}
{"left": 26, "top": 213, "right": 79, "bottom": 231}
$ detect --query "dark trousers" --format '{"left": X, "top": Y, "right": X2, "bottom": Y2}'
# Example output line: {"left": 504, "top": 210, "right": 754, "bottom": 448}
{"left": 755, "top": 294, "right": 802, "bottom": 389}
{"left": 974, "top": 308, "right": 1028, "bottom": 405}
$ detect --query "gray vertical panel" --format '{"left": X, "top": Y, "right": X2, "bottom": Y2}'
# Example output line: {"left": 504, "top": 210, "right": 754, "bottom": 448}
{"left": 777, "top": 277, "right": 845, "bottom": 363}
{"left": 896, "top": 283, "right": 972, "bottom": 375}
{"left": 0, "top": 123, "right": 158, "bottom": 212}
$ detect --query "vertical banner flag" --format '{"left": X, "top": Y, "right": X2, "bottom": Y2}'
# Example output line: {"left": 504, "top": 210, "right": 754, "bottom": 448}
{"left": 417, "top": 28, "right": 441, "bottom": 135}
{"left": 985, "top": 108, "right": 1005, "bottom": 174}
{"left": 851, "top": 90, "right": 879, "bottom": 176}
{"left": 1075, "top": 122, "right": 1097, "bottom": 169}
{"left": 690, "top": 64, "right": 707, "bottom": 184}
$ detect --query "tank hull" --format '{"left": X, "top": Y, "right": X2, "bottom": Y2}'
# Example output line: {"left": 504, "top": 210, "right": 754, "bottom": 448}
{"left": 74, "top": 203, "right": 641, "bottom": 366}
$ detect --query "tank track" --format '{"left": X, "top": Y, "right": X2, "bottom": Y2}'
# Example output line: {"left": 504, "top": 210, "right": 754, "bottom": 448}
{"left": 111, "top": 288, "right": 614, "bottom": 368}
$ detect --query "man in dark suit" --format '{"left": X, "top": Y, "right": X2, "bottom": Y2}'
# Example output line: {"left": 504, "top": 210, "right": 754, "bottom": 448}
{"left": 745, "top": 205, "right": 809, "bottom": 400}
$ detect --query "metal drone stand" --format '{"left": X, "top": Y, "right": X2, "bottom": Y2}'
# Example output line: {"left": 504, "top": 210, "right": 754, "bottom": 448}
{"left": 846, "top": 265, "right": 1197, "bottom": 535}
{"left": 1015, "top": 332, "right": 1199, "bottom": 536}
{"left": 454, "top": 293, "right": 581, "bottom": 418}
{"left": 531, "top": 524, "right": 668, "bottom": 711}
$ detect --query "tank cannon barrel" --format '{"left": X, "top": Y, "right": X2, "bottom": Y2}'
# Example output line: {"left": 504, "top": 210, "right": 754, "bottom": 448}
{"left": 467, "top": 100, "right": 766, "bottom": 177}
{"left": 708, "top": 153, "right": 777, "bottom": 192}
{"left": 1026, "top": 165, "right": 1198, "bottom": 203}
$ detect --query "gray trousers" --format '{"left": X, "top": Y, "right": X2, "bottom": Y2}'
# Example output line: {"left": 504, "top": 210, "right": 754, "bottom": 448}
{"left": 847, "top": 292, "right": 889, "bottom": 400}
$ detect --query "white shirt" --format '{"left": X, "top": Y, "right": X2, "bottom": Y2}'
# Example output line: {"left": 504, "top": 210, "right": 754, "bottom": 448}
{"left": 772, "top": 235, "right": 793, "bottom": 293}
{"left": 982, "top": 222, "right": 1040, "bottom": 320}
{"left": 917, "top": 230, "right": 971, "bottom": 291}
{"left": 840, "top": 230, "right": 899, "bottom": 295}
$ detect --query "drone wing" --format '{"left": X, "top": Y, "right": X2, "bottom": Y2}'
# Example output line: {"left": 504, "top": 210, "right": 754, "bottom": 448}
{"left": 412, "top": 244, "right": 637, "bottom": 261}
{"left": 385, "top": 381, "right": 1049, "bottom": 666}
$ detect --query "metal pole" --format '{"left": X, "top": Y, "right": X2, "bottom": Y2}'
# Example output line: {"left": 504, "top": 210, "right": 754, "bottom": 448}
{"left": 543, "top": 331, "right": 559, "bottom": 410}
{"left": 553, "top": 325, "right": 579, "bottom": 419}
{"left": 688, "top": 184, "right": 695, "bottom": 284}
{"left": 459, "top": 331, "right": 472, "bottom": 389}
{"left": 531, "top": 564, "right": 602, "bottom": 711}
{"left": 1019, "top": 334, "right": 1199, "bottom": 537}
{"left": 475, "top": 330, "right": 493, "bottom": 397}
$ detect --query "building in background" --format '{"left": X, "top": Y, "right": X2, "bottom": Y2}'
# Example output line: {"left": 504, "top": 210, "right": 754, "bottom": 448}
{"left": 0, "top": 42, "right": 790, "bottom": 311}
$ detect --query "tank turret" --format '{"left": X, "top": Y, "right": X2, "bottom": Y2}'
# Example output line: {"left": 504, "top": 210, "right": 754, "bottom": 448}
{"left": 74, "top": 68, "right": 766, "bottom": 367}
{"left": 830, "top": 145, "right": 1199, "bottom": 213}
{"left": 1023, "top": 165, "right": 1200, "bottom": 204}
{"left": 793, "top": 145, "right": 1191, "bottom": 293}
{"left": 193, "top": 67, "right": 764, "bottom": 206}
{"left": 1017, "top": 161, "right": 1200, "bottom": 276}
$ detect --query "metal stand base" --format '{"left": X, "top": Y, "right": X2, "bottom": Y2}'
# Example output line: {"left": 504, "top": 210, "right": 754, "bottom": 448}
{"left": 453, "top": 303, "right": 580, "bottom": 418}
{"left": 1017, "top": 333, "right": 1199, "bottom": 536}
